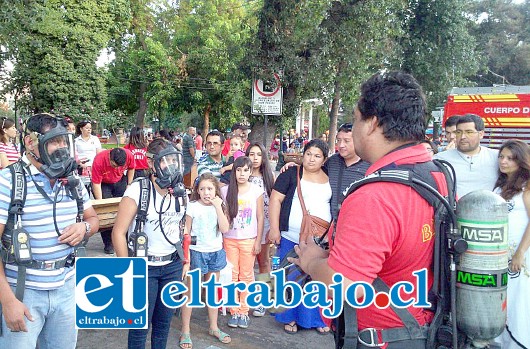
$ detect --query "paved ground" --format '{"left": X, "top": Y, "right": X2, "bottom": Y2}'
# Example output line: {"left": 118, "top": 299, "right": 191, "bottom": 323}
{"left": 76, "top": 229, "right": 334, "bottom": 349}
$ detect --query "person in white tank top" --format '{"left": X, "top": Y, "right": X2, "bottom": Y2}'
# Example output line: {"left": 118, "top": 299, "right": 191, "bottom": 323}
{"left": 493, "top": 139, "right": 530, "bottom": 349}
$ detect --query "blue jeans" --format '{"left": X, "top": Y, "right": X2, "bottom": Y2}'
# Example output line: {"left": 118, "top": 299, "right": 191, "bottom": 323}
{"left": 128, "top": 259, "right": 183, "bottom": 349}
{"left": 190, "top": 249, "right": 227, "bottom": 274}
{"left": 0, "top": 277, "right": 77, "bottom": 349}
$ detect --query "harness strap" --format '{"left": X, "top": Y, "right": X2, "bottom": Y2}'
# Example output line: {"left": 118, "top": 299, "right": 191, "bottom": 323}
{"left": 147, "top": 250, "right": 180, "bottom": 262}
{"left": 341, "top": 301, "right": 359, "bottom": 349}
{"left": 15, "top": 266, "right": 26, "bottom": 301}
{"left": 333, "top": 160, "right": 457, "bottom": 349}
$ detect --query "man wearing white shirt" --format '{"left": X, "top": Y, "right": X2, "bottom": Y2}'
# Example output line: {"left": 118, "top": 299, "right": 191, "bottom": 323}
{"left": 434, "top": 113, "right": 498, "bottom": 197}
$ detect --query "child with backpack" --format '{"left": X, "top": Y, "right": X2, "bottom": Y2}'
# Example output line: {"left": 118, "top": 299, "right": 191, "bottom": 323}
{"left": 221, "top": 156, "right": 264, "bottom": 329}
{"left": 179, "top": 173, "right": 231, "bottom": 349}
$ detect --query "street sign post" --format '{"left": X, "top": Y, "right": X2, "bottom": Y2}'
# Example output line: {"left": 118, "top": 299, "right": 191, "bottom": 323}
{"left": 252, "top": 73, "right": 283, "bottom": 116}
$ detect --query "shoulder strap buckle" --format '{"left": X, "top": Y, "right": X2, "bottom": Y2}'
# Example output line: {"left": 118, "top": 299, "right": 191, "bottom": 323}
{"left": 358, "top": 328, "right": 385, "bottom": 347}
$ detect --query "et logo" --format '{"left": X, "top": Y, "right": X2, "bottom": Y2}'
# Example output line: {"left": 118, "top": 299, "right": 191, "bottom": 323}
{"left": 75, "top": 258, "right": 148, "bottom": 329}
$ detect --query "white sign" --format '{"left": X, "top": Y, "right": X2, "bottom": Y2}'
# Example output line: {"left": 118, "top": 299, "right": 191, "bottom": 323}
{"left": 252, "top": 73, "right": 283, "bottom": 115}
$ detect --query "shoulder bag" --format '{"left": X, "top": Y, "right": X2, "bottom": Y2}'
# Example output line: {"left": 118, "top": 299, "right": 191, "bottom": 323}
{"left": 296, "top": 166, "right": 330, "bottom": 244}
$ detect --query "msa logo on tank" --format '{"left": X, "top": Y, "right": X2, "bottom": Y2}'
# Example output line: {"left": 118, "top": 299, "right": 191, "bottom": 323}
{"left": 457, "top": 270, "right": 509, "bottom": 288}
{"left": 460, "top": 225, "right": 505, "bottom": 243}
{"left": 75, "top": 258, "right": 148, "bottom": 329}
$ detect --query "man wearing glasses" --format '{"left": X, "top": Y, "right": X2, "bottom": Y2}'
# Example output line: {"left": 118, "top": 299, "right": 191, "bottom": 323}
{"left": 197, "top": 130, "right": 225, "bottom": 179}
{"left": 434, "top": 113, "right": 498, "bottom": 197}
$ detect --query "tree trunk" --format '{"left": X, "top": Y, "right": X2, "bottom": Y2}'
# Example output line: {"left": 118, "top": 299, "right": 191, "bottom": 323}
{"left": 203, "top": 103, "right": 211, "bottom": 138}
{"left": 135, "top": 35, "right": 149, "bottom": 128}
{"left": 249, "top": 121, "right": 276, "bottom": 149}
{"left": 328, "top": 62, "right": 344, "bottom": 152}
{"left": 136, "top": 82, "right": 148, "bottom": 127}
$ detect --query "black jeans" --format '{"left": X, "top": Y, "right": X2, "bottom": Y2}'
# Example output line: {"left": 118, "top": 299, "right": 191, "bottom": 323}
{"left": 100, "top": 176, "right": 127, "bottom": 247}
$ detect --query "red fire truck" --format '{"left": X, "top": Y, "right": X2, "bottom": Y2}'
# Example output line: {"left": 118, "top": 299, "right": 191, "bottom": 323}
{"left": 443, "top": 86, "right": 530, "bottom": 148}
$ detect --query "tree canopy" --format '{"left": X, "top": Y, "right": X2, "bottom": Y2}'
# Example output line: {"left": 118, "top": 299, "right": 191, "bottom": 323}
{"left": 1, "top": 0, "right": 527, "bottom": 135}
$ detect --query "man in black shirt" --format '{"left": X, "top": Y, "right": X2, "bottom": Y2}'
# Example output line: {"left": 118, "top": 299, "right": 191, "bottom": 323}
{"left": 281, "top": 124, "right": 369, "bottom": 220}
{"left": 324, "top": 123, "right": 370, "bottom": 220}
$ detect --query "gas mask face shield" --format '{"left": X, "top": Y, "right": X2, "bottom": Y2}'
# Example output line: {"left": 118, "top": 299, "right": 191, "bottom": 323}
{"left": 31, "top": 125, "right": 77, "bottom": 179}
{"left": 148, "top": 147, "right": 184, "bottom": 190}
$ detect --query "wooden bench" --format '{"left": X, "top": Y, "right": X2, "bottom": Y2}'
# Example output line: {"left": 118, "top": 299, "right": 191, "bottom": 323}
{"left": 92, "top": 197, "right": 121, "bottom": 229}
{"left": 183, "top": 163, "right": 198, "bottom": 189}
{"left": 283, "top": 153, "right": 303, "bottom": 165}
{"left": 91, "top": 191, "right": 192, "bottom": 229}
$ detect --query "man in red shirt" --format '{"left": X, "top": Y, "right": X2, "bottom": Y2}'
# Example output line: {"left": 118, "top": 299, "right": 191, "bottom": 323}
{"left": 292, "top": 71, "right": 446, "bottom": 349}
{"left": 92, "top": 147, "right": 135, "bottom": 253}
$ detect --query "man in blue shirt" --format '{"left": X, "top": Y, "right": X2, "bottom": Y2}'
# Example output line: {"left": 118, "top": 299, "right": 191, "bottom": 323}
{"left": 0, "top": 113, "right": 99, "bottom": 349}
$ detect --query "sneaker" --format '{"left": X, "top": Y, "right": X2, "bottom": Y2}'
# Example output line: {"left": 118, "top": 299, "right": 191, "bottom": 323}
{"left": 104, "top": 244, "right": 114, "bottom": 254}
{"left": 252, "top": 306, "right": 266, "bottom": 317}
{"left": 227, "top": 314, "right": 239, "bottom": 328}
{"left": 238, "top": 314, "right": 250, "bottom": 328}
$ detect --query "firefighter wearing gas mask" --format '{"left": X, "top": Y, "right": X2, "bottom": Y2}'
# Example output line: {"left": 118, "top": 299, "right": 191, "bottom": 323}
{"left": 148, "top": 145, "right": 187, "bottom": 196}
{"left": 0, "top": 113, "right": 99, "bottom": 346}
{"left": 26, "top": 116, "right": 78, "bottom": 180}
{"left": 111, "top": 138, "right": 190, "bottom": 347}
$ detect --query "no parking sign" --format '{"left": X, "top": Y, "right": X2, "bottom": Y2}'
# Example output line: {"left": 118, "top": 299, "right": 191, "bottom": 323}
{"left": 252, "top": 73, "right": 283, "bottom": 115}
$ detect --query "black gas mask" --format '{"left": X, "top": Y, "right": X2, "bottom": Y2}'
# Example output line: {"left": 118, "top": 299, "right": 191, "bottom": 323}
{"left": 147, "top": 146, "right": 185, "bottom": 196}
{"left": 29, "top": 124, "right": 77, "bottom": 179}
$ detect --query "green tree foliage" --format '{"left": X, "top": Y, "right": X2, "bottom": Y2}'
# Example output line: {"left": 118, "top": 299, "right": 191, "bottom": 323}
{"left": 314, "top": 0, "right": 404, "bottom": 145}
{"left": 107, "top": 0, "right": 186, "bottom": 128}
{"left": 170, "top": 0, "right": 257, "bottom": 133}
{"left": 468, "top": 0, "right": 530, "bottom": 86}
{"left": 401, "top": 0, "right": 480, "bottom": 112}
{"left": 251, "top": 0, "right": 329, "bottom": 119}
{"left": 0, "top": 0, "right": 129, "bottom": 119}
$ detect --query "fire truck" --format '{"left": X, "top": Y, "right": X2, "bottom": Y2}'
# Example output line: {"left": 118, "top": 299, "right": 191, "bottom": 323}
{"left": 443, "top": 85, "right": 530, "bottom": 148}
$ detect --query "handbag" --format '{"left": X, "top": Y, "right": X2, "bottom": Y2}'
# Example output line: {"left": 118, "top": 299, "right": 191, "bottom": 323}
{"left": 296, "top": 166, "right": 331, "bottom": 244}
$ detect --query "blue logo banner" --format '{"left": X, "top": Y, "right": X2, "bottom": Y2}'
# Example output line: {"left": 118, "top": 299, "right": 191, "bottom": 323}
{"left": 75, "top": 257, "right": 148, "bottom": 329}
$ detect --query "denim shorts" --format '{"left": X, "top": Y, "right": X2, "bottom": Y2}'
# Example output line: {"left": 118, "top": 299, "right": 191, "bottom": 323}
{"left": 190, "top": 249, "right": 227, "bottom": 274}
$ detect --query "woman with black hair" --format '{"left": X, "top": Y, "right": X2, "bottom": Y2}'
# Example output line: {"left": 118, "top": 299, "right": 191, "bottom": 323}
{"left": 269, "top": 138, "right": 332, "bottom": 335}
{"left": 124, "top": 126, "right": 149, "bottom": 179}
{"left": 74, "top": 120, "right": 102, "bottom": 176}
{"left": 494, "top": 139, "right": 530, "bottom": 349}
{"left": 0, "top": 117, "right": 20, "bottom": 168}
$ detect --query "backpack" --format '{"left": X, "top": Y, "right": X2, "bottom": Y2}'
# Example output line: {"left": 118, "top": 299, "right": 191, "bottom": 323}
{"left": 333, "top": 159, "right": 467, "bottom": 349}
{"left": 0, "top": 160, "right": 86, "bottom": 336}
{"left": 128, "top": 177, "right": 187, "bottom": 261}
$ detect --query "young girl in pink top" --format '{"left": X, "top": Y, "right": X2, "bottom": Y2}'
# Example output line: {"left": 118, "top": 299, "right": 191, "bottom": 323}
{"left": 0, "top": 117, "right": 20, "bottom": 168}
{"left": 221, "top": 156, "right": 264, "bottom": 329}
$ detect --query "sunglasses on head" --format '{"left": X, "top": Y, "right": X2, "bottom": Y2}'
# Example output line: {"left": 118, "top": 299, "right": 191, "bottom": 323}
{"left": 339, "top": 123, "right": 352, "bottom": 131}
{"left": 1, "top": 117, "right": 7, "bottom": 129}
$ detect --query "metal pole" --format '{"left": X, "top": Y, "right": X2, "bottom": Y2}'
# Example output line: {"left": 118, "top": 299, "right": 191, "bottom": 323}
{"left": 264, "top": 114, "right": 268, "bottom": 148}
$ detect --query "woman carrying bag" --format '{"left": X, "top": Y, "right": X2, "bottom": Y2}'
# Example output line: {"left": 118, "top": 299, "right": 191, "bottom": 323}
{"left": 269, "top": 138, "right": 332, "bottom": 335}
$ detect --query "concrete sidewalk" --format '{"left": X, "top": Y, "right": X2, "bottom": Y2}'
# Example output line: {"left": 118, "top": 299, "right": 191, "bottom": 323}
{"left": 77, "top": 233, "right": 334, "bottom": 349}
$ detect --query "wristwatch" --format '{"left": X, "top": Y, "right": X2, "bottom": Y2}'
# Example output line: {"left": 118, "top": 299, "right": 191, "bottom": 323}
{"left": 82, "top": 221, "right": 91, "bottom": 244}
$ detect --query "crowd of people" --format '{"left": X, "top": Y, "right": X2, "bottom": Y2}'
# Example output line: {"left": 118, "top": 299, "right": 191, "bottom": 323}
{"left": 0, "top": 70, "right": 528, "bottom": 349}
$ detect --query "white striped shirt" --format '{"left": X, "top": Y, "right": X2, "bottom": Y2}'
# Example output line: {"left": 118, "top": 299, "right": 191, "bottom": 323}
{"left": 0, "top": 142, "right": 20, "bottom": 168}
{"left": 0, "top": 157, "right": 91, "bottom": 290}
